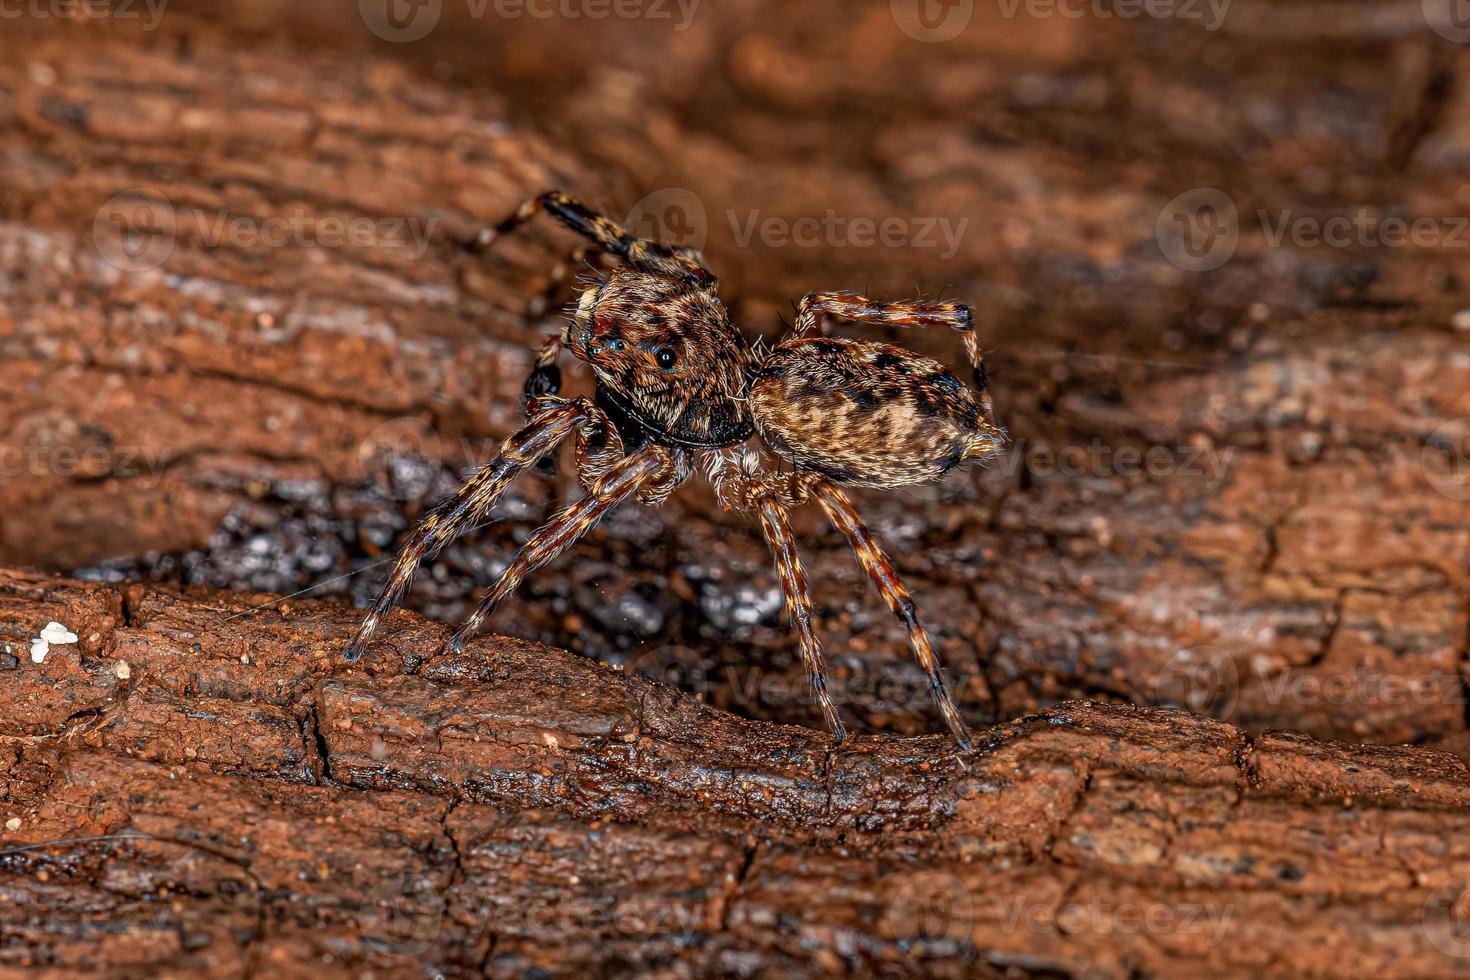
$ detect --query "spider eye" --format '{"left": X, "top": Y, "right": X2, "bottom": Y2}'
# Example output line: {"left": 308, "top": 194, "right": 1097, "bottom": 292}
{"left": 656, "top": 347, "right": 678, "bottom": 369}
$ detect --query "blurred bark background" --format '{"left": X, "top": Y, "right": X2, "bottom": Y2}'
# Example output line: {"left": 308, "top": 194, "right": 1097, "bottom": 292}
{"left": 1, "top": 1, "right": 1469, "bottom": 974}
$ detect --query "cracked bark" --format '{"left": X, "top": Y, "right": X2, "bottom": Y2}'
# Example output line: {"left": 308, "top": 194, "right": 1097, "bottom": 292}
{"left": 1, "top": 567, "right": 1469, "bottom": 976}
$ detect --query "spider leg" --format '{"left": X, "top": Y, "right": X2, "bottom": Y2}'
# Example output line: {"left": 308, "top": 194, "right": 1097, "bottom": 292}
{"left": 703, "top": 451, "right": 846, "bottom": 742}
{"left": 811, "top": 483, "right": 974, "bottom": 749}
{"left": 754, "top": 495, "right": 848, "bottom": 744}
{"left": 469, "top": 190, "right": 715, "bottom": 286}
{"left": 526, "top": 244, "right": 604, "bottom": 321}
{"left": 792, "top": 291, "right": 994, "bottom": 420}
{"left": 569, "top": 397, "right": 626, "bottom": 489}
{"left": 345, "top": 398, "right": 599, "bottom": 662}
{"left": 447, "top": 444, "right": 681, "bottom": 652}
{"left": 522, "top": 332, "right": 565, "bottom": 410}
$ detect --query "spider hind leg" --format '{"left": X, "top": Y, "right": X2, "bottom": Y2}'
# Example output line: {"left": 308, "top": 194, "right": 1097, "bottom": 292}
{"left": 792, "top": 290, "right": 995, "bottom": 420}
{"left": 813, "top": 483, "right": 976, "bottom": 749}
{"left": 755, "top": 495, "right": 848, "bottom": 744}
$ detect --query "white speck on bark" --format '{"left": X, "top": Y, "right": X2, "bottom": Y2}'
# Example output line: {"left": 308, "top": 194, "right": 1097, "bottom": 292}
{"left": 40, "top": 622, "right": 78, "bottom": 645}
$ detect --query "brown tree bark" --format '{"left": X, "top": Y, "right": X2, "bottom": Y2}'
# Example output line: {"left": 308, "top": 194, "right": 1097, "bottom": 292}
{"left": 3, "top": 7, "right": 1470, "bottom": 975}
{"left": 1, "top": 566, "right": 1468, "bottom": 977}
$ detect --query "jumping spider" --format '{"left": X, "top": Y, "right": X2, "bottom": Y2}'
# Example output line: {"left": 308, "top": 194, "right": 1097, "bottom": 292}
{"left": 346, "top": 191, "right": 1006, "bottom": 748}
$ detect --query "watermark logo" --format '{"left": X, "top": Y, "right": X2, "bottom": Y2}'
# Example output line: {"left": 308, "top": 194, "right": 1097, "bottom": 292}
{"left": 1000, "top": 437, "right": 1236, "bottom": 488}
{"left": 93, "top": 189, "right": 176, "bottom": 273}
{"left": 1422, "top": 418, "right": 1470, "bottom": 501}
{"left": 488, "top": 0, "right": 700, "bottom": 29}
{"left": 1424, "top": 0, "right": 1470, "bottom": 43}
{"left": 883, "top": 872, "right": 974, "bottom": 942}
{"left": 92, "top": 192, "right": 438, "bottom": 271}
{"left": 623, "top": 644, "right": 712, "bottom": 701}
{"left": 361, "top": 0, "right": 697, "bottom": 40}
{"left": 0, "top": 438, "right": 174, "bottom": 487}
{"left": 992, "top": 0, "right": 1229, "bottom": 30}
{"left": 993, "top": 893, "right": 1235, "bottom": 944}
{"left": 1156, "top": 188, "right": 1238, "bottom": 272}
{"left": 727, "top": 208, "right": 970, "bottom": 260}
{"left": 891, "top": 0, "right": 974, "bottom": 42}
{"left": 611, "top": 187, "right": 973, "bottom": 260}
{"left": 1422, "top": 875, "right": 1470, "bottom": 960}
{"left": 358, "top": 875, "right": 446, "bottom": 956}
{"left": 1155, "top": 646, "right": 1239, "bottom": 718}
{"left": 1159, "top": 187, "right": 1470, "bottom": 272}
{"left": 356, "top": 418, "right": 445, "bottom": 502}
{"left": 360, "top": 0, "right": 442, "bottom": 41}
{"left": 625, "top": 187, "right": 709, "bottom": 254}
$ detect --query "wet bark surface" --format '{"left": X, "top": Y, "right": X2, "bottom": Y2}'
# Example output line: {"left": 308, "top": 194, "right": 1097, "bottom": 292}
{"left": 2, "top": 2, "right": 1470, "bottom": 975}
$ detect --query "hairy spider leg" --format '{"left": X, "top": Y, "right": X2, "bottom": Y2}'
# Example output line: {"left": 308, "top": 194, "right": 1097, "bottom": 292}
{"left": 526, "top": 243, "right": 603, "bottom": 320}
{"left": 470, "top": 190, "right": 714, "bottom": 286}
{"left": 523, "top": 333, "right": 566, "bottom": 409}
{"left": 447, "top": 444, "right": 681, "bottom": 652}
{"left": 792, "top": 291, "right": 995, "bottom": 421}
{"left": 812, "top": 483, "right": 974, "bottom": 748}
{"left": 755, "top": 496, "right": 848, "bottom": 744}
{"left": 345, "top": 398, "right": 612, "bottom": 661}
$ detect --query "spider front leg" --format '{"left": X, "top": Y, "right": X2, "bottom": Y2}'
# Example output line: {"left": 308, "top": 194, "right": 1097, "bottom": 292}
{"left": 525, "top": 243, "right": 603, "bottom": 321}
{"left": 447, "top": 444, "right": 683, "bottom": 652}
{"left": 469, "top": 190, "right": 715, "bottom": 286}
{"left": 346, "top": 397, "right": 605, "bottom": 661}
{"left": 522, "top": 332, "right": 565, "bottom": 410}
{"left": 793, "top": 291, "right": 995, "bottom": 420}
{"left": 494, "top": 243, "right": 606, "bottom": 324}
{"left": 811, "top": 483, "right": 975, "bottom": 749}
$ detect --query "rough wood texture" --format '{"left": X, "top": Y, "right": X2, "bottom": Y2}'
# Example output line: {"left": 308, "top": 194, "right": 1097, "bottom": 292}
{"left": 1, "top": 566, "right": 1468, "bottom": 977}
{"left": 3, "top": 4, "right": 1470, "bottom": 975}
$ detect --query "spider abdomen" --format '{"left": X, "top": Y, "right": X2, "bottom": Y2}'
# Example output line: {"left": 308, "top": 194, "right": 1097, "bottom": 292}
{"left": 749, "top": 337, "right": 1004, "bottom": 489}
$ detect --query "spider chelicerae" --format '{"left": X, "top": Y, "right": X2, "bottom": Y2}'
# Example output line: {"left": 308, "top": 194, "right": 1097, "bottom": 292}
{"left": 345, "top": 191, "right": 1006, "bottom": 747}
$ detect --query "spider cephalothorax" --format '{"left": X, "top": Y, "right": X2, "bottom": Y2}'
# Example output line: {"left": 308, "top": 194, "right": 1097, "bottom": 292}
{"left": 570, "top": 268, "right": 754, "bottom": 449}
{"left": 346, "top": 191, "right": 1006, "bottom": 748}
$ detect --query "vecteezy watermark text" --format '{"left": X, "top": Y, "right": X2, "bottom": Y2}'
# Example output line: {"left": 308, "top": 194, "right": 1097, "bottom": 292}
{"left": 0, "top": 0, "right": 167, "bottom": 29}
{"left": 623, "top": 188, "right": 972, "bottom": 260}
{"left": 726, "top": 209, "right": 970, "bottom": 261}
{"left": 883, "top": 872, "right": 1236, "bottom": 946}
{"left": 0, "top": 440, "right": 174, "bottom": 486}
{"left": 994, "top": 0, "right": 1228, "bottom": 30}
{"left": 890, "top": 0, "right": 1227, "bottom": 42}
{"left": 359, "top": 0, "right": 698, "bottom": 42}
{"left": 1155, "top": 646, "right": 1467, "bottom": 722}
{"left": 1001, "top": 437, "right": 1235, "bottom": 487}
{"left": 1158, "top": 188, "right": 1470, "bottom": 272}
{"left": 93, "top": 190, "right": 438, "bottom": 273}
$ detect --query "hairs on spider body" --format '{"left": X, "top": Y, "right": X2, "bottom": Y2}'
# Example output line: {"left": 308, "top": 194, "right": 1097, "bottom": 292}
{"left": 347, "top": 190, "right": 1006, "bottom": 750}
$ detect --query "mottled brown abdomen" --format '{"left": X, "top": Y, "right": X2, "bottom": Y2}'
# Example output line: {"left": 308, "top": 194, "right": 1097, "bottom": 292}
{"left": 749, "top": 337, "right": 1004, "bottom": 488}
